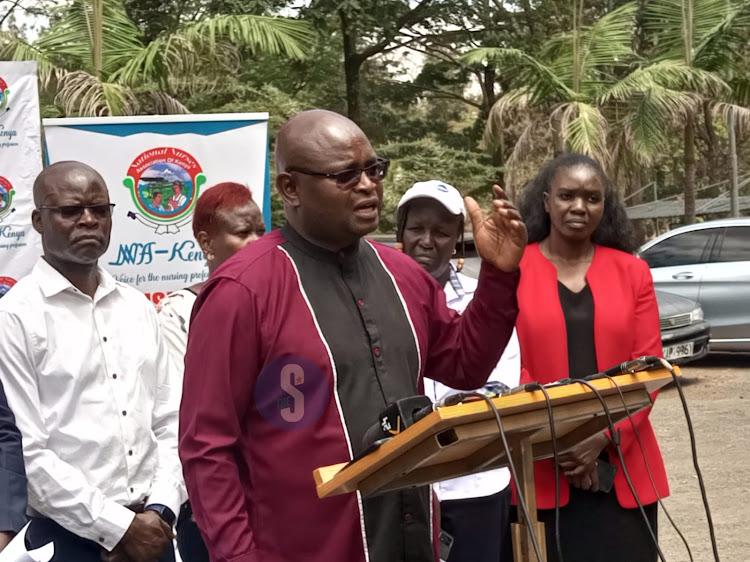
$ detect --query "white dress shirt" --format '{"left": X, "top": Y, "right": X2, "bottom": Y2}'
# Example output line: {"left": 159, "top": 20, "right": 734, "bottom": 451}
{"left": 426, "top": 267, "right": 521, "bottom": 502}
{"left": 0, "top": 258, "right": 186, "bottom": 551}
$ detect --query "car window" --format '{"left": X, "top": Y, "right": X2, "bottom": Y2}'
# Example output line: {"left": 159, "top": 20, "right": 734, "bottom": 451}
{"left": 712, "top": 226, "right": 750, "bottom": 262}
{"left": 641, "top": 229, "right": 713, "bottom": 268}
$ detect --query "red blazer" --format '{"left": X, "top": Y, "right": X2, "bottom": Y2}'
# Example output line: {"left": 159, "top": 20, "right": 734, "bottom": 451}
{"left": 516, "top": 243, "right": 670, "bottom": 509}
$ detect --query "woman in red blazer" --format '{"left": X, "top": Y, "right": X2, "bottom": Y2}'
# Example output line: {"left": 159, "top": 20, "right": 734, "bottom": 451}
{"left": 513, "top": 154, "right": 669, "bottom": 562}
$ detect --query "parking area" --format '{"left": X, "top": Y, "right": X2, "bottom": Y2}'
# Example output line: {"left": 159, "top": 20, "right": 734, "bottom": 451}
{"left": 651, "top": 354, "right": 750, "bottom": 561}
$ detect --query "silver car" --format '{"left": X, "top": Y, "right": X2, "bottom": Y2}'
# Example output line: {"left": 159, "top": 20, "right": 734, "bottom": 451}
{"left": 638, "top": 218, "right": 750, "bottom": 352}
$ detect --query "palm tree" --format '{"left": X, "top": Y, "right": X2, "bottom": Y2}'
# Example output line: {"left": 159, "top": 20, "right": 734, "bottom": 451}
{"left": 644, "top": 0, "right": 750, "bottom": 222}
{"left": 464, "top": 1, "right": 726, "bottom": 195}
{"left": 0, "top": 0, "right": 313, "bottom": 116}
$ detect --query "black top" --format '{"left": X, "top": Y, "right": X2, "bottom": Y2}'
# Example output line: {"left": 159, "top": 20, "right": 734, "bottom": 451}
{"left": 558, "top": 282, "right": 598, "bottom": 380}
{"left": 280, "top": 224, "right": 430, "bottom": 562}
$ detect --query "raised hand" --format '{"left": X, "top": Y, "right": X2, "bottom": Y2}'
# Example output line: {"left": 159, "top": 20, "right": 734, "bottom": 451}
{"left": 465, "top": 185, "right": 527, "bottom": 273}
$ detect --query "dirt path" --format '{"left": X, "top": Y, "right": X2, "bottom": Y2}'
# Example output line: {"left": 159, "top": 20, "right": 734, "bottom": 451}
{"left": 651, "top": 354, "right": 750, "bottom": 562}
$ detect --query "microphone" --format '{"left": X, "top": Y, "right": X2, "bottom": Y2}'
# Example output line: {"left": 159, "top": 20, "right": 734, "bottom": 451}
{"left": 361, "top": 393, "right": 474, "bottom": 451}
{"left": 588, "top": 356, "right": 662, "bottom": 380}
{"left": 361, "top": 396, "right": 433, "bottom": 450}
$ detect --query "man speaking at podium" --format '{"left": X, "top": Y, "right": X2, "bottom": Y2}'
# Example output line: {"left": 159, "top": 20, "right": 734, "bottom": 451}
{"left": 179, "top": 110, "right": 527, "bottom": 562}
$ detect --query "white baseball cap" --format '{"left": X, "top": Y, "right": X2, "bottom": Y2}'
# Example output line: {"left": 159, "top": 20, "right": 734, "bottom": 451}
{"left": 396, "top": 180, "right": 467, "bottom": 220}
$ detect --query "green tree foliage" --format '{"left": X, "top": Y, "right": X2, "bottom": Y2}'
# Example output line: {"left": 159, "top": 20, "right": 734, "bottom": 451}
{"left": 0, "top": 0, "right": 313, "bottom": 116}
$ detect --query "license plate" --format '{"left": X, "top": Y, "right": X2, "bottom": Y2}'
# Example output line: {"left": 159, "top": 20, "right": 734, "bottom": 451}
{"left": 663, "top": 342, "right": 694, "bottom": 360}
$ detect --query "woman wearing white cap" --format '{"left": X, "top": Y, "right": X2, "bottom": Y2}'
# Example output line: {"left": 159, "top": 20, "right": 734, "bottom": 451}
{"left": 395, "top": 180, "right": 520, "bottom": 562}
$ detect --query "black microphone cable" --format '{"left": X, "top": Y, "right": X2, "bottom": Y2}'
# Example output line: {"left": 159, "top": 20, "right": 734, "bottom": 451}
{"left": 573, "top": 378, "right": 667, "bottom": 562}
{"left": 460, "top": 391, "right": 545, "bottom": 562}
{"left": 601, "top": 373, "right": 694, "bottom": 562}
{"left": 522, "top": 382, "right": 564, "bottom": 562}
{"left": 657, "top": 358, "right": 721, "bottom": 562}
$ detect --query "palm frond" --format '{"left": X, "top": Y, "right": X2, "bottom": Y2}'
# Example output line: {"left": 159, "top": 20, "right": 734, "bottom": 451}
{"left": 0, "top": 31, "right": 61, "bottom": 86}
{"left": 712, "top": 102, "right": 750, "bottom": 134}
{"left": 55, "top": 70, "right": 139, "bottom": 116}
{"left": 693, "top": 1, "right": 750, "bottom": 71}
{"left": 554, "top": 102, "right": 609, "bottom": 162}
{"left": 599, "top": 60, "right": 728, "bottom": 102}
{"left": 505, "top": 121, "right": 537, "bottom": 171}
{"left": 36, "top": 0, "right": 144, "bottom": 77}
{"left": 645, "top": 0, "right": 732, "bottom": 64}
{"left": 463, "top": 47, "right": 577, "bottom": 103}
{"left": 484, "top": 88, "right": 533, "bottom": 151}
{"left": 177, "top": 15, "right": 314, "bottom": 60}
{"left": 549, "top": 2, "right": 639, "bottom": 84}
{"left": 142, "top": 91, "right": 191, "bottom": 115}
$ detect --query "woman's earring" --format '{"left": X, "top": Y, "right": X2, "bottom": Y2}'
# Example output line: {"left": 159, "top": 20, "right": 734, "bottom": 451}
{"left": 452, "top": 248, "right": 457, "bottom": 255}
{"left": 206, "top": 252, "right": 215, "bottom": 261}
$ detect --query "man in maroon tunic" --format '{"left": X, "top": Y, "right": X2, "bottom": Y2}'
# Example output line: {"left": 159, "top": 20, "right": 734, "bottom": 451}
{"left": 179, "top": 110, "right": 527, "bottom": 562}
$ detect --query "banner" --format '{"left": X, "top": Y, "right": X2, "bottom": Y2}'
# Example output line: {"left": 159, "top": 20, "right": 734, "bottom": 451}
{"left": 0, "top": 61, "right": 43, "bottom": 299}
{"left": 43, "top": 114, "right": 271, "bottom": 303}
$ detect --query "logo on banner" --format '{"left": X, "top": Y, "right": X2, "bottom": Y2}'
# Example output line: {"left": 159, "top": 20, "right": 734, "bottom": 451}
{"left": 0, "top": 276, "right": 16, "bottom": 299}
{"left": 123, "top": 147, "right": 206, "bottom": 234}
{"left": 0, "top": 76, "right": 8, "bottom": 117}
{"left": 0, "top": 176, "right": 14, "bottom": 222}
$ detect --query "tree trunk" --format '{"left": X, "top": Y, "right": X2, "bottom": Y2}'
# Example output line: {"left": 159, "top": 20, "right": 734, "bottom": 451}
{"left": 729, "top": 106, "right": 740, "bottom": 217}
{"left": 551, "top": 111, "right": 564, "bottom": 157}
{"left": 483, "top": 65, "right": 506, "bottom": 186}
{"left": 340, "top": 10, "right": 363, "bottom": 124}
{"left": 702, "top": 100, "right": 719, "bottom": 193}
{"left": 684, "top": 112, "right": 697, "bottom": 224}
{"left": 627, "top": 173, "right": 647, "bottom": 247}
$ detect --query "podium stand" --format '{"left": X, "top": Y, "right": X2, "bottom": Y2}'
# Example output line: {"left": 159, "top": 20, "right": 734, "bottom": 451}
{"left": 314, "top": 368, "right": 679, "bottom": 562}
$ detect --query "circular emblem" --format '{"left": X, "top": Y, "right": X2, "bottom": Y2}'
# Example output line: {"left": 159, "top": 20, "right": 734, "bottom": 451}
{"left": 123, "top": 147, "right": 206, "bottom": 224}
{"left": 0, "top": 176, "right": 14, "bottom": 218}
{"left": 0, "top": 276, "right": 16, "bottom": 299}
{"left": 0, "top": 76, "right": 8, "bottom": 117}
{"left": 254, "top": 355, "right": 330, "bottom": 431}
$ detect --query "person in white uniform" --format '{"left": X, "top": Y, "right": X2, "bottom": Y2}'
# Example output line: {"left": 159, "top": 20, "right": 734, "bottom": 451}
{"left": 396, "top": 180, "right": 520, "bottom": 562}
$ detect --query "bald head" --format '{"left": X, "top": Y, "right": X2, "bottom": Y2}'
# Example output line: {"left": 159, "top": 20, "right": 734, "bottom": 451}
{"left": 33, "top": 161, "right": 106, "bottom": 207}
{"left": 275, "top": 110, "right": 370, "bottom": 174}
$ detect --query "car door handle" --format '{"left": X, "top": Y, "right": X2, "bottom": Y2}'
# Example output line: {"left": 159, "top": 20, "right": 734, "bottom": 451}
{"left": 672, "top": 272, "right": 694, "bottom": 280}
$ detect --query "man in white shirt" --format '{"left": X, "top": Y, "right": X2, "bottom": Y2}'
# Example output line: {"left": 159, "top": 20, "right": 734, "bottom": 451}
{"left": 396, "top": 181, "right": 520, "bottom": 562}
{"left": 0, "top": 161, "right": 185, "bottom": 562}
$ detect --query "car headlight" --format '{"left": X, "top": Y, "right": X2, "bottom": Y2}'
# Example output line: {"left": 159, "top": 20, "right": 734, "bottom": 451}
{"left": 690, "top": 307, "right": 704, "bottom": 323}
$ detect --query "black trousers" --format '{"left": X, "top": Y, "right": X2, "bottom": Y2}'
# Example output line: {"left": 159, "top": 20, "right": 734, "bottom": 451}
{"left": 440, "top": 487, "right": 512, "bottom": 562}
{"left": 176, "top": 502, "right": 209, "bottom": 562}
{"left": 505, "top": 487, "right": 659, "bottom": 562}
{"left": 25, "top": 517, "right": 176, "bottom": 562}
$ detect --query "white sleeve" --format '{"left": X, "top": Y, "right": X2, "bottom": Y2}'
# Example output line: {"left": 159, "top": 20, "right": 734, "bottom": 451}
{"left": 155, "top": 295, "right": 190, "bottom": 381}
{"left": 484, "top": 328, "right": 521, "bottom": 390}
{"left": 0, "top": 311, "right": 135, "bottom": 551}
{"left": 146, "top": 306, "right": 187, "bottom": 517}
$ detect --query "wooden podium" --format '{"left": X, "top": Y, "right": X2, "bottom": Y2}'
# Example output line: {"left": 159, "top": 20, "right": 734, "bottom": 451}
{"left": 314, "top": 368, "right": 679, "bottom": 562}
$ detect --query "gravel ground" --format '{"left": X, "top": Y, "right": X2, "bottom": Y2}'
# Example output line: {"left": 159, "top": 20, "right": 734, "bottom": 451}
{"left": 651, "top": 353, "right": 750, "bottom": 562}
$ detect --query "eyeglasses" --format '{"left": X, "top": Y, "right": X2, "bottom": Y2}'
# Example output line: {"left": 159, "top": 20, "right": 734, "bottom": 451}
{"left": 37, "top": 203, "right": 116, "bottom": 221}
{"left": 286, "top": 157, "right": 390, "bottom": 190}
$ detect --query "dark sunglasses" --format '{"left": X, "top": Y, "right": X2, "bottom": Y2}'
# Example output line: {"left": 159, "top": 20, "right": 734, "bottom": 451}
{"left": 286, "top": 157, "right": 390, "bottom": 190}
{"left": 37, "top": 203, "right": 116, "bottom": 221}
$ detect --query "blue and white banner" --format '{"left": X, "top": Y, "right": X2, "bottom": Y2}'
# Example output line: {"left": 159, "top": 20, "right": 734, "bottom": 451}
{"left": 43, "top": 113, "right": 271, "bottom": 303}
{"left": 0, "top": 61, "right": 43, "bottom": 299}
